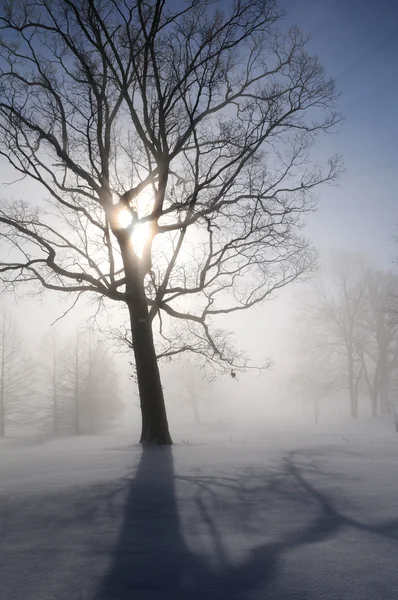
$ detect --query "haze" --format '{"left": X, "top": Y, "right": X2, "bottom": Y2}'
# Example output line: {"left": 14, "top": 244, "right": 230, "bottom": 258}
{"left": 0, "top": 1, "right": 397, "bottom": 599}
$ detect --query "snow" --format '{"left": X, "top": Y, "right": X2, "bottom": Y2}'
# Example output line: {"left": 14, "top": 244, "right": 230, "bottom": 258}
{"left": 1, "top": 419, "right": 398, "bottom": 600}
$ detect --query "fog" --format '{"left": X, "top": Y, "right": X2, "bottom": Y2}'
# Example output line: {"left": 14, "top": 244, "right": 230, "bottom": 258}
{"left": 1, "top": 0, "right": 398, "bottom": 598}
{"left": 1, "top": 0, "right": 397, "bottom": 435}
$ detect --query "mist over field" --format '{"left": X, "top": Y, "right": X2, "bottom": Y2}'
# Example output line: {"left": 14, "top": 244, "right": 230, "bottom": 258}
{"left": 1, "top": 0, "right": 397, "bottom": 598}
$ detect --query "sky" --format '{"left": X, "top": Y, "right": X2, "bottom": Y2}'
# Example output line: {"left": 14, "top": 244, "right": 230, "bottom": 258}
{"left": 197, "top": 0, "right": 398, "bottom": 373}
{"left": 283, "top": 0, "right": 398, "bottom": 265}
{"left": 1, "top": 0, "right": 397, "bottom": 409}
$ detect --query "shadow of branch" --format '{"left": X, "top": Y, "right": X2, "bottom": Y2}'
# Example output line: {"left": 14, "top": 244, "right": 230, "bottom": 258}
{"left": 92, "top": 447, "right": 398, "bottom": 600}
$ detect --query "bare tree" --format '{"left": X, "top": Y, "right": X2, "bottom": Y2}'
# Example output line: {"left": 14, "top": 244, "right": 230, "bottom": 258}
{"left": 356, "top": 270, "right": 398, "bottom": 417}
{"left": 163, "top": 359, "right": 214, "bottom": 425}
{"left": 0, "top": 307, "right": 32, "bottom": 436}
{"left": 62, "top": 329, "right": 85, "bottom": 434}
{"left": 289, "top": 333, "right": 338, "bottom": 424}
{"left": 81, "top": 337, "right": 123, "bottom": 434}
{"left": 182, "top": 364, "right": 206, "bottom": 425}
{"left": 0, "top": 0, "right": 341, "bottom": 443}
{"left": 302, "top": 253, "right": 370, "bottom": 418}
{"left": 38, "top": 329, "right": 66, "bottom": 434}
{"left": 300, "top": 259, "right": 398, "bottom": 419}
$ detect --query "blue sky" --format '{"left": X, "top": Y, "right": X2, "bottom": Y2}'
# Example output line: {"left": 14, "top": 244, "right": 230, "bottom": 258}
{"left": 282, "top": 0, "right": 398, "bottom": 266}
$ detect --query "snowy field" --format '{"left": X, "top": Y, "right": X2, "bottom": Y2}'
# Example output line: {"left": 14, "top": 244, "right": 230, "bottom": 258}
{"left": 1, "top": 418, "right": 398, "bottom": 600}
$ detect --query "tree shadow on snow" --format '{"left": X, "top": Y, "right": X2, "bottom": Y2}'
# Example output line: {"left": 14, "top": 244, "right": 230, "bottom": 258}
{"left": 94, "top": 446, "right": 398, "bottom": 600}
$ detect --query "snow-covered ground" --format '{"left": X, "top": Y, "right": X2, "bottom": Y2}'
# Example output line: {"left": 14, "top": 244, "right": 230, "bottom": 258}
{"left": 1, "top": 418, "right": 398, "bottom": 600}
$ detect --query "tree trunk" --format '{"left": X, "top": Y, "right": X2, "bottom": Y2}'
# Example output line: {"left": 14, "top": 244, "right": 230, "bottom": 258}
{"left": 349, "top": 385, "right": 358, "bottom": 418}
{"left": 74, "top": 336, "right": 80, "bottom": 435}
{"left": 74, "top": 388, "right": 80, "bottom": 434}
{"left": 125, "top": 277, "right": 171, "bottom": 444}
{"left": 314, "top": 399, "right": 319, "bottom": 425}
{"left": 53, "top": 348, "right": 59, "bottom": 435}
{"left": 379, "top": 371, "right": 391, "bottom": 415}
{"left": 192, "top": 400, "right": 201, "bottom": 425}
{"left": 53, "top": 390, "right": 59, "bottom": 435}
{"left": 0, "top": 396, "right": 4, "bottom": 438}
{"left": 128, "top": 300, "right": 172, "bottom": 445}
{"left": 347, "top": 349, "right": 358, "bottom": 418}
{"left": 87, "top": 336, "right": 96, "bottom": 435}
{"left": 391, "top": 393, "right": 398, "bottom": 433}
{"left": 188, "top": 389, "right": 201, "bottom": 425}
{"left": 118, "top": 230, "right": 172, "bottom": 445}
{"left": 394, "top": 412, "right": 398, "bottom": 433}
{"left": 370, "top": 389, "right": 378, "bottom": 418}
{"left": 362, "top": 355, "right": 378, "bottom": 417}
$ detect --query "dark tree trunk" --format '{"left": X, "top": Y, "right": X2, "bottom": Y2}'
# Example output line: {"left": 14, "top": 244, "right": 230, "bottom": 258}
{"left": 128, "top": 301, "right": 172, "bottom": 444}
{"left": 119, "top": 231, "right": 172, "bottom": 445}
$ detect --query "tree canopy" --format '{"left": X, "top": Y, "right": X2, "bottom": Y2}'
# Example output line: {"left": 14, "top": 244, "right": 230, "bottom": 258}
{"left": 0, "top": 0, "right": 341, "bottom": 443}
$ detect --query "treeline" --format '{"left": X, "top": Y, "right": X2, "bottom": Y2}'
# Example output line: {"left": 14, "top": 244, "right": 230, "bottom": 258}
{"left": 293, "top": 251, "right": 398, "bottom": 421}
{"left": 0, "top": 310, "right": 123, "bottom": 438}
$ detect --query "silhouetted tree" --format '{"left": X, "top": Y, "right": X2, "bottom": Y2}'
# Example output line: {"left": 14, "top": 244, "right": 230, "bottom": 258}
{"left": 0, "top": 0, "right": 341, "bottom": 443}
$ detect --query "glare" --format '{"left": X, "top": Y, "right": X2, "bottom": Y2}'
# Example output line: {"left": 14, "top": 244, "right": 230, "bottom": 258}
{"left": 116, "top": 191, "right": 153, "bottom": 258}
{"left": 132, "top": 222, "right": 150, "bottom": 258}
{"left": 117, "top": 207, "right": 133, "bottom": 230}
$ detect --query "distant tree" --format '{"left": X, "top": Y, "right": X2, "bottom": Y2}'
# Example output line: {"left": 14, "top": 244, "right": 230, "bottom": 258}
{"left": 37, "top": 329, "right": 122, "bottom": 435}
{"left": 62, "top": 330, "right": 85, "bottom": 435}
{"left": 301, "top": 255, "right": 398, "bottom": 419}
{"left": 301, "top": 252, "right": 370, "bottom": 418}
{"left": 0, "top": 307, "right": 32, "bottom": 436}
{"left": 163, "top": 359, "right": 213, "bottom": 425}
{"left": 356, "top": 270, "right": 398, "bottom": 416}
{"left": 38, "top": 329, "right": 66, "bottom": 434}
{"left": 0, "top": 0, "right": 341, "bottom": 443}
{"left": 289, "top": 335, "right": 337, "bottom": 424}
{"left": 80, "top": 337, "right": 123, "bottom": 434}
{"left": 183, "top": 364, "right": 206, "bottom": 425}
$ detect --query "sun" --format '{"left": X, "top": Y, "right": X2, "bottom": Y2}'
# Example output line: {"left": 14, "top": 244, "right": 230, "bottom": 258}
{"left": 116, "top": 207, "right": 133, "bottom": 229}
{"left": 115, "top": 189, "right": 154, "bottom": 258}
